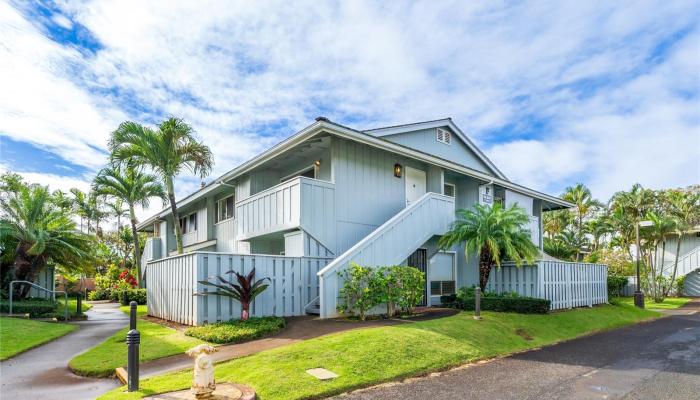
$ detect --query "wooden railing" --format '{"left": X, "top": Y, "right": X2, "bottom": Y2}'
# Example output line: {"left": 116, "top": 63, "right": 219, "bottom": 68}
{"left": 234, "top": 177, "right": 335, "bottom": 247}
{"left": 317, "top": 192, "right": 455, "bottom": 318}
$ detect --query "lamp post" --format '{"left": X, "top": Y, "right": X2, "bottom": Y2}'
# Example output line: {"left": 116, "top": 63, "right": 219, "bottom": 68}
{"left": 634, "top": 220, "right": 653, "bottom": 308}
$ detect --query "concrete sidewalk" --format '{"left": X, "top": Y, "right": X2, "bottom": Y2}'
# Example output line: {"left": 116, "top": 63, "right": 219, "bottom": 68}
{"left": 0, "top": 303, "right": 128, "bottom": 400}
{"left": 337, "top": 300, "right": 700, "bottom": 400}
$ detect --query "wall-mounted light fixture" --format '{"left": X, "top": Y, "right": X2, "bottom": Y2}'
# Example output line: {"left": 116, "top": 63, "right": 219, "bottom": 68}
{"left": 394, "top": 163, "right": 402, "bottom": 178}
{"left": 314, "top": 159, "right": 321, "bottom": 167}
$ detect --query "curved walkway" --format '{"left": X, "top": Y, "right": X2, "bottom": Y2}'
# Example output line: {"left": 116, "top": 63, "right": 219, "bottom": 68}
{"left": 0, "top": 303, "right": 128, "bottom": 400}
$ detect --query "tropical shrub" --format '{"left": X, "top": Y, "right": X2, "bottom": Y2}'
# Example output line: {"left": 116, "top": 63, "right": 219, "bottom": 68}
{"left": 338, "top": 263, "right": 379, "bottom": 321}
{"left": 198, "top": 267, "right": 269, "bottom": 321}
{"left": 607, "top": 275, "right": 629, "bottom": 297}
{"left": 0, "top": 298, "right": 57, "bottom": 316}
{"left": 373, "top": 266, "right": 401, "bottom": 318}
{"left": 185, "top": 316, "right": 285, "bottom": 344}
{"left": 674, "top": 275, "right": 686, "bottom": 296}
{"left": 392, "top": 265, "right": 425, "bottom": 315}
{"left": 88, "top": 289, "right": 111, "bottom": 301}
{"left": 118, "top": 288, "right": 147, "bottom": 305}
{"left": 442, "top": 289, "right": 550, "bottom": 314}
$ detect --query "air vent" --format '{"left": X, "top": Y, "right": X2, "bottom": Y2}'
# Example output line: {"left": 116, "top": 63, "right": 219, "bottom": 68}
{"left": 436, "top": 128, "right": 451, "bottom": 145}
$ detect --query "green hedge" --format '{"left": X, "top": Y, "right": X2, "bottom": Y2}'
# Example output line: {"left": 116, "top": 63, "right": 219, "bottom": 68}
{"left": 118, "top": 289, "right": 147, "bottom": 306}
{"left": 185, "top": 316, "right": 285, "bottom": 344}
{"left": 607, "top": 275, "right": 629, "bottom": 297}
{"left": 441, "top": 293, "right": 551, "bottom": 314}
{"left": 0, "top": 299, "right": 57, "bottom": 316}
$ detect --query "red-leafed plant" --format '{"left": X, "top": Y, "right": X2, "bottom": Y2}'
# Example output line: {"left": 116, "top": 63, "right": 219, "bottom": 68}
{"left": 116, "top": 268, "right": 138, "bottom": 288}
{"left": 198, "top": 268, "right": 270, "bottom": 321}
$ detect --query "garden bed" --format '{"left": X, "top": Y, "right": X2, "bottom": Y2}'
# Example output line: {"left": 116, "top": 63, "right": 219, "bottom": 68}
{"left": 184, "top": 317, "right": 286, "bottom": 344}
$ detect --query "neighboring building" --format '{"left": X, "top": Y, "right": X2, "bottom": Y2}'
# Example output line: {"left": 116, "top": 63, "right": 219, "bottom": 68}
{"left": 655, "top": 228, "right": 700, "bottom": 296}
{"left": 139, "top": 117, "right": 607, "bottom": 325}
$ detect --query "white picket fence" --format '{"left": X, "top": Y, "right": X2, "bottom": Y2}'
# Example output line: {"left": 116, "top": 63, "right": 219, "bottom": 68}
{"left": 486, "top": 261, "right": 608, "bottom": 310}
{"left": 147, "top": 251, "right": 333, "bottom": 325}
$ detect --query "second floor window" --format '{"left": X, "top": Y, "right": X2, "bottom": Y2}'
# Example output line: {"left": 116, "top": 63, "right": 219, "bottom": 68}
{"left": 215, "top": 195, "right": 234, "bottom": 223}
{"left": 178, "top": 212, "right": 197, "bottom": 234}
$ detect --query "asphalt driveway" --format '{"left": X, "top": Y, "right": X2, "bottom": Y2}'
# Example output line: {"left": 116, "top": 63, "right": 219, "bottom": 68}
{"left": 338, "top": 300, "right": 700, "bottom": 400}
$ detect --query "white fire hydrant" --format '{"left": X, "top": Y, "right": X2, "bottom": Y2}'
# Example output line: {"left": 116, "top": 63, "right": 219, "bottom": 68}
{"left": 186, "top": 344, "right": 218, "bottom": 398}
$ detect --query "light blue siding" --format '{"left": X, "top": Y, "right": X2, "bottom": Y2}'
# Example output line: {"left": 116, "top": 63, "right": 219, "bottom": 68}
{"left": 381, "top": 128, "right": 494, "bottom": 174}
{"left": 331, "top": 137, "right": 428, "bottom": 254}
{"left": 684, "top": 269, "right": 700, "bottom": 296}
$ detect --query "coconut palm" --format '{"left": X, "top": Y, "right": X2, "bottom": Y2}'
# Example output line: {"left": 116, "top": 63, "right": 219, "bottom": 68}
{"left": 438, "top": 203, "right": 539, "bottom": 290}
{"left": 0, "top": 184, "right": 91, "bottom": 299}
{"left": 92, "top": 164, "right": 165, "bottom": 287}
{"left": 108, "top": 118, "right": 213, "bottom": 254}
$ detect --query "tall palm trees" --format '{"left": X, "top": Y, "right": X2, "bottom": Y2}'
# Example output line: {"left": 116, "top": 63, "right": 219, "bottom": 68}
{"left": 438, "top": 203, "right": 539, "bottom": 290}
{"left": 92, "top": 165, "right": 165, "bottom": 287}
{"left": 108, "top": 118, "right": 213, "bottom": 254}
{"left": 664, "top": 190, "right": 700, "bottom": 296}
{"left": 0, "top": 184, "right": 91, "bottom": 299}
{"left": 562, "top": 183, "right": 604, "bottom": 260}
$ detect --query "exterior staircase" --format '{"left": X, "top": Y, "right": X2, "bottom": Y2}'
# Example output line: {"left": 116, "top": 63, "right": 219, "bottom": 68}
{"left": 317, "top": 192, "right": 456, "bottom": 318}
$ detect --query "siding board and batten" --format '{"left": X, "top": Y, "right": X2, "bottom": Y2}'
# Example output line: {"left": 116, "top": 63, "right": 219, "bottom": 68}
{"left": 485, "top": 261, "right": 608, "bottom": 310}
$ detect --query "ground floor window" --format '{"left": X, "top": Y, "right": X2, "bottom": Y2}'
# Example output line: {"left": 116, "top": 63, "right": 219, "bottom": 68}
{"left": 429, "top": 252, "right": 455, "bottom": 296}
{"left": 430, "top": 280, "right": 456, "bottom": 296}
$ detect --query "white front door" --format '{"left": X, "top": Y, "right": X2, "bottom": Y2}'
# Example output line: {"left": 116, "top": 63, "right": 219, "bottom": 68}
{"left": 405, "top": 167, "right": 426, "bottom": 206}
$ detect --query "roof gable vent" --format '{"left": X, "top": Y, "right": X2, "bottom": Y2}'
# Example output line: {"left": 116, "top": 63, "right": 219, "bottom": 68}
{"left": 436, "top": 128, "right": 451, "bottom": 145}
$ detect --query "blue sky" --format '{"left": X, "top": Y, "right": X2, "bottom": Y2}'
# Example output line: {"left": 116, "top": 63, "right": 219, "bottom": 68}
{"left": 1, "top": 0, "right": 698, "bottom": 221}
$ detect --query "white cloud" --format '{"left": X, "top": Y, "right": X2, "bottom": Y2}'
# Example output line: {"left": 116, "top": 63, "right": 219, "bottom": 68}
{"left": 0, "top": 0, "right": 698, "bottom": 209}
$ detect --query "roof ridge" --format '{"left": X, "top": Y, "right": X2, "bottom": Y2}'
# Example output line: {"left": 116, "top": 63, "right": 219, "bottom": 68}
{"left": 362, "top": 117, "right": 452, "bottom": 132}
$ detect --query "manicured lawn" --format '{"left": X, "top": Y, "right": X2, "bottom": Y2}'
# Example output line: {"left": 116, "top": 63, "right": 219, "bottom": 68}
{"left": 99, "top": 304, "right": 659, "bottom": 400}
{"left": 69, "top": 317, "right": 207, "bottom": 377}
{"left": 0, "top": 317, "right": 76, "bottom": 360}
{"left": 118, "top": 304, "right": 148, "bottom": 317}
{"left": 612, "top": 296, "right": 692, "bottom": 310}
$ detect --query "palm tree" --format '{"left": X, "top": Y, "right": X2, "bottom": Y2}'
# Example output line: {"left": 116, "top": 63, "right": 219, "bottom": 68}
{"left": 0, "top": 184, "right": 91, "bottom": 299}
{"left": 438, "top": 203, "right": 539, "bottom": 290}
{"left": 585, "top": 216, "right": 613, "bottom": 251}
{"left": 93, "top": 165, "right": 165, "bottom": 287}
{"left": 542, "top": 209, "right": 572, "bottom": 239}
{"left": 642, "top": 211, "right": 676, "bottom": 302}
{"left": 106, "top": 199, "right": 129, "bottom": 230}
{"left": 562, "top": 183, "right": 603, "bottom": 260}
{"left": 664, "top": 190, "right": 700, "bottom": 296}
{"left": 108, "top": 118, "right": 213, "bottom": 254}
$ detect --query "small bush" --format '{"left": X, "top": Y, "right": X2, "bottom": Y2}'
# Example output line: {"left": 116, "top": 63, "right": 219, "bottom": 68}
{"left": 442, "top": 287, "right": 550, "bottom": 314}
{"left": 185, "top": 316, "right": 285, "bottom": 344}
{"left": 88, "top": 289, "right": 112, "bottom": 301}
{"left": 338, "top": 263, "right": 380, "bottom": 321}
{"left": 0, "top": 298, "right": 57, "bottom": 316}
{"left": 119, "top": 289, "right": 147, "bottom": 305}
{"left": 607, "top": 275, "right": 629, "bottom": 297}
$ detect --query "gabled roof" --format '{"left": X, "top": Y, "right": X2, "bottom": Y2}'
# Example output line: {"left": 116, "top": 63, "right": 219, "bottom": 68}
{"left": 137, "top": 117, "right": 572, "bottom": 230}
{"left": 364, "top": 118, "right": 508, "bottom": 180}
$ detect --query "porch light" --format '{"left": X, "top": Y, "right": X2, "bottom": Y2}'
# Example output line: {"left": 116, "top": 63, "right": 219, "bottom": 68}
{"left": 394, "top": 163, "right": 402, "bottom": 178}
{"left": 314, "top": 159, "right": 321, "bottom": 167}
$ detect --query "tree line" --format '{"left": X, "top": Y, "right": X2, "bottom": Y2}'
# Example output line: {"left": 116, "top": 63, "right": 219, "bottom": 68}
{"left": 1, "top": 117, "right": 213, "bottom": 299}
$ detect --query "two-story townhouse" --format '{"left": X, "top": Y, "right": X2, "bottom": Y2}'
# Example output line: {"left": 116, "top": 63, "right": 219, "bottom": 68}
{"left": 139, "top": 117, "right": 606, "bottom": 325}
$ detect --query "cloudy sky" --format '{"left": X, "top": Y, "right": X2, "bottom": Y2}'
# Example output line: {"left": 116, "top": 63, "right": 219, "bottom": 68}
{"left": 1, "top": 0, "right": 698, "bottom": 223}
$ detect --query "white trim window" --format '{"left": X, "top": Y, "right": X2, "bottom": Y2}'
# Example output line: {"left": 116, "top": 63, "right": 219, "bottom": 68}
{"left": 178, "top": 212, "right": 198, "bottom": 234}
{"left": 215, "top": 195, "right": 235, "bottom": 223}
{"left": 443, "top": 182, "right": 456, "bottom": 197}
{"left": 436, "top": 128, "right": 451, "bottom": 145}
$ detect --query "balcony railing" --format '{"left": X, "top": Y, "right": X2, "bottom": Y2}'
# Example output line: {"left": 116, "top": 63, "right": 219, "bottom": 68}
{"left": 235, "top": 177, "right": 335, "bottom": 247}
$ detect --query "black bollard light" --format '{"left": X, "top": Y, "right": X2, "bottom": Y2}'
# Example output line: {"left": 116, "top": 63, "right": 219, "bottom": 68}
{"left": 76, "top": 293, "right": 82, "bottom": 316}
{"left": 474, "top": 287, "right": 482, "bottom": 320}
{"left": 130, "top": 301, "right": 137, "bottom": 330}
{"left": 126, "top": 328, "right": 140, "bottom": 391}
